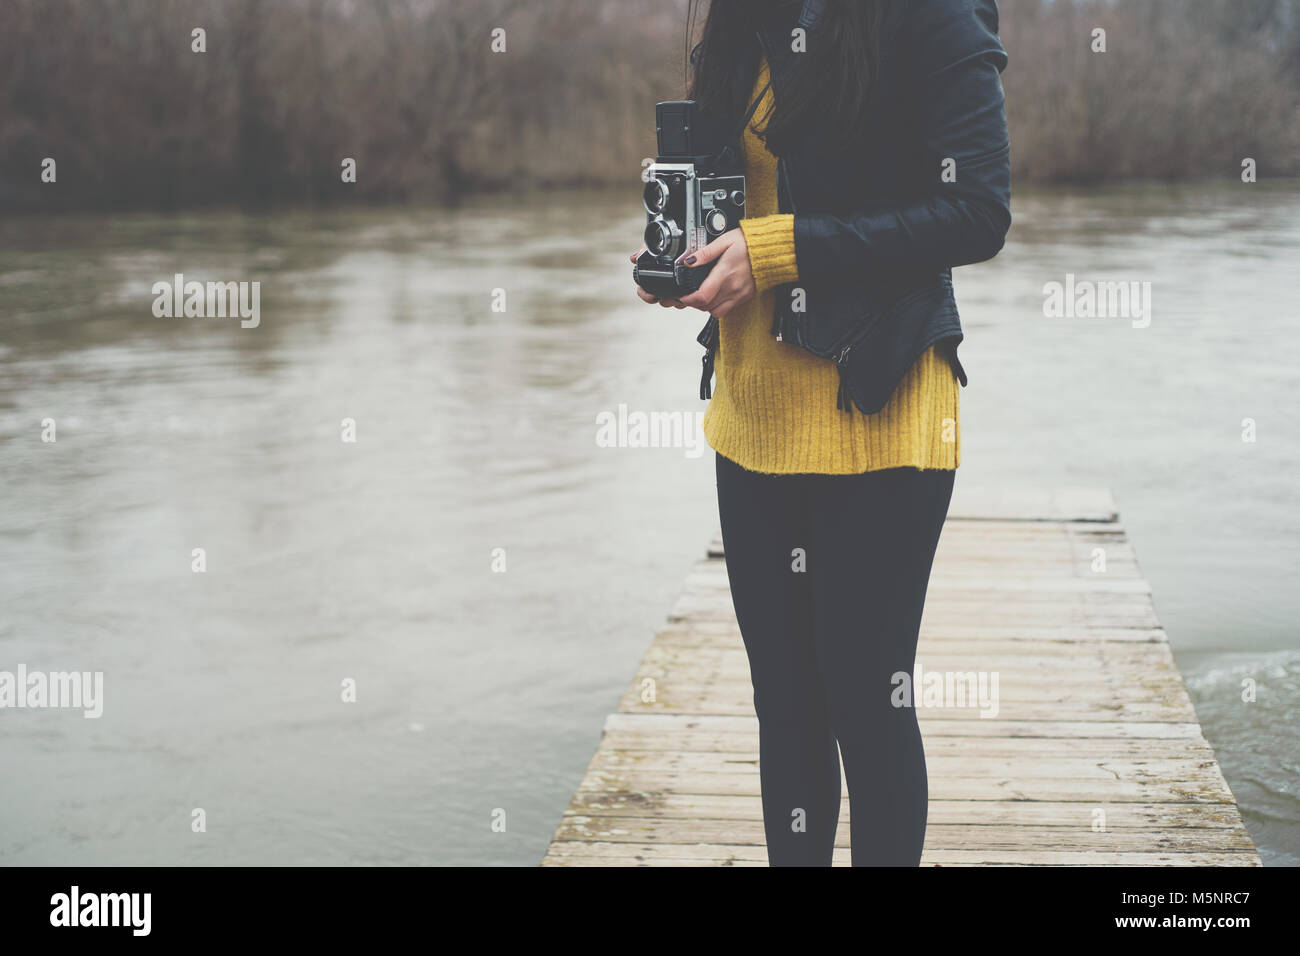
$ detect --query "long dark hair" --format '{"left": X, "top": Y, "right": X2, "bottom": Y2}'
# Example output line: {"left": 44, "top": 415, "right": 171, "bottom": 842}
{"left": 686, "top": 0, "right": 889, "bottom": 156}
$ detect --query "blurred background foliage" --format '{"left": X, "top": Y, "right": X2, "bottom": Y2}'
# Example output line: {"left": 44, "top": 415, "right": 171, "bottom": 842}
{"left": 1, "top": 0, "right": 1297, "bottom": 211}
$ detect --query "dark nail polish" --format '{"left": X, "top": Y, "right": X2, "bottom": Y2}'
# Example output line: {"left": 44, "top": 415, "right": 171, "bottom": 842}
{"left": 683, "top": 255, "right": 697, "bottom": 266}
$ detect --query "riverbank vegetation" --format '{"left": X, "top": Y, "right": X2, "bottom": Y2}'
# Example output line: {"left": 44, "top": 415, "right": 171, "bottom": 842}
{"left": 1, "top": 0, "right": 1297, "bottom": 211}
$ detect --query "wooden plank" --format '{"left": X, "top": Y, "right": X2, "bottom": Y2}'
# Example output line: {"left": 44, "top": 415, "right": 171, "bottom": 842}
{"left": 615, "top": 691, "right": 1199, "bottom": 722}
{"left": 595, "top": 731, "right": 1224, "bottom": 760}
{"left": 549, "top": 818, "right": 1257, "bottom": 852}
{"left": 600, "top": 713, "right": 1209, "bottom": 739}
{"left": 705, "top": 491, "right": 1123, "bottom": 557}
{"left": 652, "top": 624, "right": 1175, "bottom": 646}
{"left": 541, "top": 843, "right": 1259, "bottom": 867}
{"left": 947, "top": 486, "right": 1120, "bottom": 523}
{"left": 559, "top": 793, "right": 1251, "bottom": 828}
{"left": 545, "top": 488, "right": 1260, "bottom": 866}
{"left": 573, "top": 770, "right": 1236, "bottom": 804}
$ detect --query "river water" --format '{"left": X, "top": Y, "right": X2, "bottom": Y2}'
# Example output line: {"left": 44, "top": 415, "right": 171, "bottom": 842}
{"left": 1, "top": 183, "right": 1297, "bottom": 865}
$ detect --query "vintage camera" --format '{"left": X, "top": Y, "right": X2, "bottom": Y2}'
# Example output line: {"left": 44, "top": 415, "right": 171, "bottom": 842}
{"left": 633, "top": 100, "right": 746, "bottom": 299}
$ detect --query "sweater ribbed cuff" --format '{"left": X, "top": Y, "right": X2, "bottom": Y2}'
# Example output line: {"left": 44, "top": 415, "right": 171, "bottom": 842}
{"left": 739, "top": 214, "right": 799, "bottom": 293}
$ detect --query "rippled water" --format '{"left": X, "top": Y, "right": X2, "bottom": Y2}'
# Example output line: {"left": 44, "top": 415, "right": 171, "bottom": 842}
{"left": 1, "top": 183, "right": 1297, "bottom": 865}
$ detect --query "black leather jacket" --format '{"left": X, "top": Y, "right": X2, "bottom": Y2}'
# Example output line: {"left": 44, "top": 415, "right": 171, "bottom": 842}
{"left": 698, "top": 0, "right": 1011, "bottom": 414}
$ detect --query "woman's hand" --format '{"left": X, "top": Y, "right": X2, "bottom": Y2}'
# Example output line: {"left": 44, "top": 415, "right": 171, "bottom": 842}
{"left": 630, "top": 230, "right": 757, "bottom": 316}
{"left": 630, "top": 248, "right": 687, "bottom": 309}
{"left": 677, "top": 229, "right": 756, "bottom": 318}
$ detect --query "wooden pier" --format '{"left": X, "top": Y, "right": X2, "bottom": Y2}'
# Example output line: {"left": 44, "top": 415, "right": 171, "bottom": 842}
{"left": 543, "top": 488, "right": 1260, "bottom": 866}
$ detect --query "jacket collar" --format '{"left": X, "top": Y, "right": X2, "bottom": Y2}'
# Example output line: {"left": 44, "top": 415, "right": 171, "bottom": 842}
{"left": 759, "top": 0, "right": 906, "bottom": 87}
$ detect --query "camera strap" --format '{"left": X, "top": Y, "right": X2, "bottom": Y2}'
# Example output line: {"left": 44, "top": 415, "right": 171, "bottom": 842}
{"left": 736, "top": 79, "right": 773, "bottom": 140}
{"left": 697, "top": 315, "right": 719, "bottom": 400}
{"left": 712, "top": 79, "right": 772, "bottom": 171}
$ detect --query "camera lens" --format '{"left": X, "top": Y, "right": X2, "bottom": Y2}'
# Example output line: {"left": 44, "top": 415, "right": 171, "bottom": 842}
{"left": 643, "top": 178, "right": 669, "bottom": 214}
{"left": 644, "top": 217, "right": 682, "bottom": 258}
{"left": 645, "top": 219, "right": 669, "bottom": 256}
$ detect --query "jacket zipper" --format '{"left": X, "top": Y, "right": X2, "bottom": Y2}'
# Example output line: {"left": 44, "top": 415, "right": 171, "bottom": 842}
{"left": 774, "top": 156, "right": 800, "bottom": 344}
{"left": 833, "top": 339, "right": 858, "bottom": 412}
{"left": 756, "top": 30, "right": 802, "bottom": 347}
{"left": 830, "top": 287, "right": 935, "bottom": 412}
{"left": 754, "top": 29, "right": 787, "bottom": 344}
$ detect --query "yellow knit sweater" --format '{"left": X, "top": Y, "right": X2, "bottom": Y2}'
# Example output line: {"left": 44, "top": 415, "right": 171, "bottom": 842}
{"left": 701, "top": 59, "right": 961, "bottom": 475}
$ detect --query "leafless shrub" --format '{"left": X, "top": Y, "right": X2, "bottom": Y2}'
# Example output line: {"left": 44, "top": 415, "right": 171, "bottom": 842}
{"left": 0, "top": 0, "right": 1295, "bottom": 211}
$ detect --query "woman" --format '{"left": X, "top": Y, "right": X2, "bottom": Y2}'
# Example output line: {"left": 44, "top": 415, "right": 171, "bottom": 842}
{"left": 633, "top": 0, "right": 1010, "bottom": 865}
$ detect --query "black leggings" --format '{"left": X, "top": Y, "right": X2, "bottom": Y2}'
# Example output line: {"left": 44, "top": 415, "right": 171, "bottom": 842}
{"left": 715, "top": 452, "right": 955, "bottom": 866}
